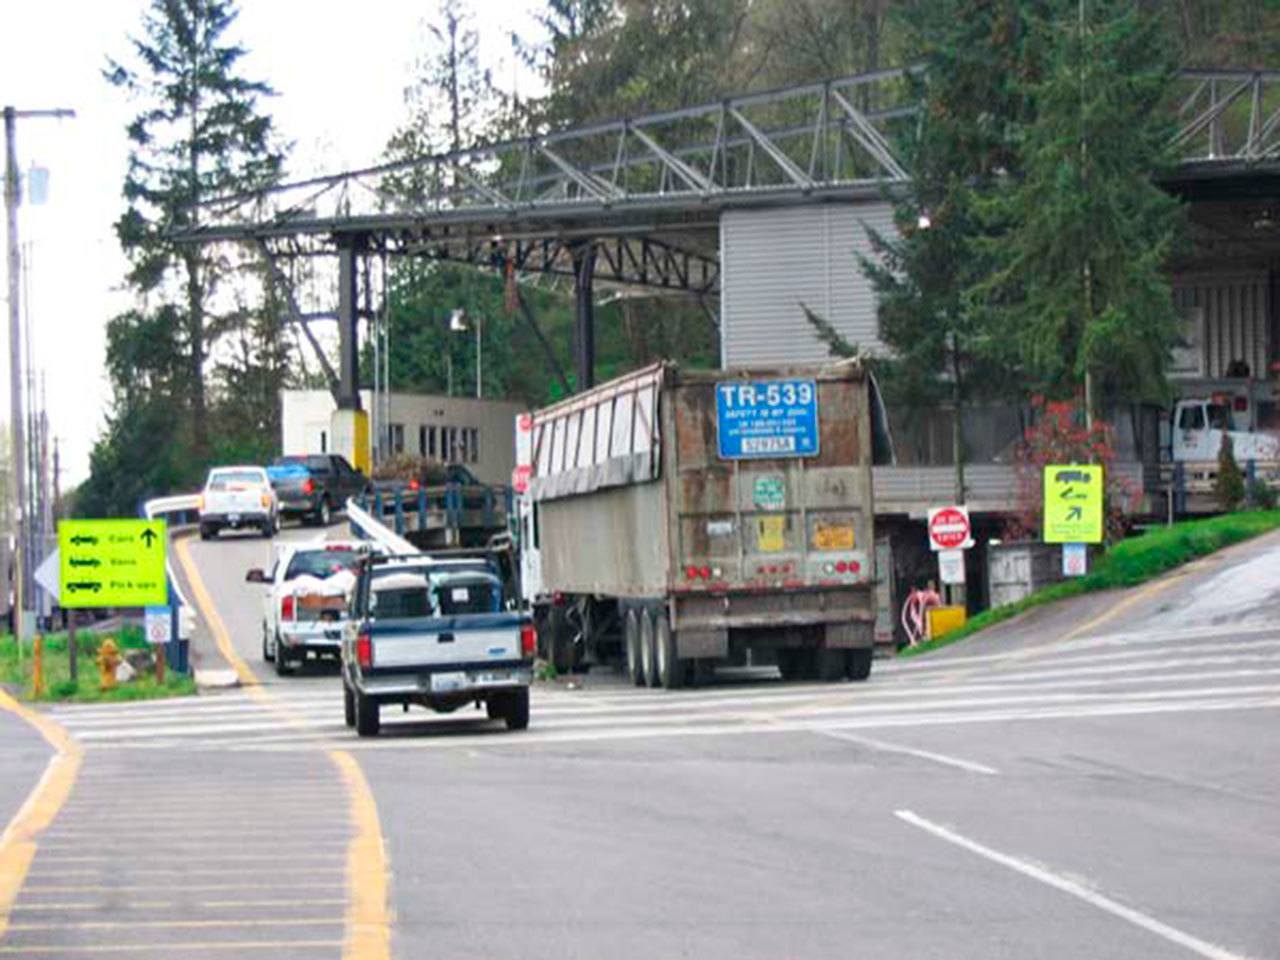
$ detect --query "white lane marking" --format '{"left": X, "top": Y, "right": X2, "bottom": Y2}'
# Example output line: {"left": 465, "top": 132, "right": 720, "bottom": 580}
{"left": 894, "top": 809, "right": 1253, "bottom": 960}
{"left": 62, "top": 680, "right": 1280, "bottom": 744}
{"left": 143, "top": 695, "right": 1280, "bottom": 753}
{"left": 816, "top": 729, "right": 998, "bottom": 775}
{"left": 55, "top": 662, "right": 1280, "bottom": 740}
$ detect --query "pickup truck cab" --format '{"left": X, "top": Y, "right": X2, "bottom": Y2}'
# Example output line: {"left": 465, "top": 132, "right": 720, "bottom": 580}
{"left": 246, "top": 540, "right": 370, "bottom": 675}
{"left": 342, "top": 554, "right": 535, "bottom": 736}
{"left": 1171, "top": 398, "right": 1280, "bottom": 462}
{"left": 199, "top": 466, "right": 279, "bottom": 540}
{"left": 268, "top": 454, "right": 367, "bottom": 526}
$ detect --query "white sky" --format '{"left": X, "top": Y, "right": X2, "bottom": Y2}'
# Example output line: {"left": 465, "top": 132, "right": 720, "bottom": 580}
{"left": 0, "top": 0, "right": 543, "bottom": 486}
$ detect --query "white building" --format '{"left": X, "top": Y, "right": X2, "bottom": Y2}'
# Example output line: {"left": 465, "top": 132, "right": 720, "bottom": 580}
{"left": 280, "top": 390, "right": 524, "bottom": 486}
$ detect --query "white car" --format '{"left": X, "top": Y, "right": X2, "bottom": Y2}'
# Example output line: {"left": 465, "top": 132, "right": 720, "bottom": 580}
{"left": 199, "top": 466, "right": 279, "bottom": 540}
{"left": 246, "top": 539, "right": 370, "bottom": 676}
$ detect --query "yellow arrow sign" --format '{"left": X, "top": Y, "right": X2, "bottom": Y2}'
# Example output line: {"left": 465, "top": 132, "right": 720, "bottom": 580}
{"left": 1043, "top": 464, "right": 1104, "bottom": 544}
{"left": 58, "top": 518, "right": 168, "bottom": 608}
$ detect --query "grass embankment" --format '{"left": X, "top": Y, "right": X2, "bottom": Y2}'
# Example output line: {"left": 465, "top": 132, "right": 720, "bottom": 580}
{"left": 0, "top": 626, "right": 196, "bottom": 702}
{"left": 902, "top": 510, "right": 1280, "bottom": 658}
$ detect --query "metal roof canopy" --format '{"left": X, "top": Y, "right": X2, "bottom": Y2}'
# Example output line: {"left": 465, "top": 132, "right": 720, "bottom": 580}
{"left": 166, "top": 66, "right": 1280, "bottom": 407}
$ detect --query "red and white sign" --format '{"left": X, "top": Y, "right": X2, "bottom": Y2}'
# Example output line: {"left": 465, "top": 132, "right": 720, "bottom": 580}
{"left": 511, "top": 464, "right": 532, "bottom": 494}
{"left": 927, "top": 505, "right": 972, "bottom": 551}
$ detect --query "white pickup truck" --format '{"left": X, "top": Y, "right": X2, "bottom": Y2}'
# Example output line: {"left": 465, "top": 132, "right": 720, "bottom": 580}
{"left": 1170, "top": 398, "right": 1280, "bottom": 463}
{"left": 342, "top": 554, "right": 535, "bottom": 736}
{"left": 199, "top": 466, "right": 280, "bottom": 539}
{"left": 246, "top": 540, "right": 370, "bottom": 676}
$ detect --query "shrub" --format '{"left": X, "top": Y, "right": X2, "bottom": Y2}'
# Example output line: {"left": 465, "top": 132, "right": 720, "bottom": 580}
{"left": 1214, "top": 431, "right": 1245, "bottom": 512}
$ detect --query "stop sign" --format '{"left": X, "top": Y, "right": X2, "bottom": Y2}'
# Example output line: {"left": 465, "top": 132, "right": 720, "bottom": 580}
{"left": 928, "top": 506, "right": 971, "bottom": 551}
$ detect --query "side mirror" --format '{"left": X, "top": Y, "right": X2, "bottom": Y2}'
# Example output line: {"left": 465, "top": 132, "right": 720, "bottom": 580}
{"left": 245, "top": 568, "right": 270, "bottom": 584}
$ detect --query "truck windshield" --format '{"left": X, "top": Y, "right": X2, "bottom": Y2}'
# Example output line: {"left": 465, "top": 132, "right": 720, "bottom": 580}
{"left": 285, "top": 549, "right": 362, "bottom": 581}
{"left": 1207, "top": 405, "right": 1232, "bottom": 431}
{"left": 366, "top": 565, "right": 502, "bottom": 619}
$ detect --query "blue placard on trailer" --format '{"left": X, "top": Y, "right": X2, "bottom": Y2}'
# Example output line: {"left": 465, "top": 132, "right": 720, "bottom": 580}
{"left": 715, "top": 379, "right": 820, "bottom": 459}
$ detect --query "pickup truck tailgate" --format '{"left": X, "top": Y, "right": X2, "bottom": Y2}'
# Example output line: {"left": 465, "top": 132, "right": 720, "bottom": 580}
{"left": 207, "top": 487, "right": 265, "bottom": 514}
{"left": 371, "top": 615, "right": 523, "bottom": 669}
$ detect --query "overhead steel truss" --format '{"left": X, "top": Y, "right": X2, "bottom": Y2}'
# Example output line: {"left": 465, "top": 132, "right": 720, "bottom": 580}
{"left": 177, "top": 68, "right": 917, "bottom": 253}
{"left": 1173, "top": 69, "right": 1280, "bottom": 165}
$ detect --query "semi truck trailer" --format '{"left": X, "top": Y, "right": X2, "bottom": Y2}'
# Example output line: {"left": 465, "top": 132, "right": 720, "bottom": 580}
{"left": 522, "top": 359, "right": 880, "bottom": 688}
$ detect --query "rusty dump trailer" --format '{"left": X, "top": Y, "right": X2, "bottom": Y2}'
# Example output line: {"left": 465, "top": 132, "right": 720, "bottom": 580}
{"left": 527, "top": 359, "right": 877, "bottom": 688}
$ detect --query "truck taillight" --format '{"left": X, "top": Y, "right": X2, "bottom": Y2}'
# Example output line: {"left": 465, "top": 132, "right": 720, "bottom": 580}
{"left": 281, "top": 595, "right": 295, "bottom": 620}
{"left": 196, "top": 494, "right": 204, "bottom": 511}
{"left": 356, "top": 633, "right": 372, "bottom": 668}
{"left": 302, "top": 478, "right": 315, "bottom": 494}
{"left": 520, "top": 623, "right": 536, "bottom": 657}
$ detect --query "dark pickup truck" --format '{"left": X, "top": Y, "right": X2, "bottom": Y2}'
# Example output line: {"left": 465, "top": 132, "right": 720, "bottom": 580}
{"left": 268, "top": 454, "right": 367, "bottom": 526}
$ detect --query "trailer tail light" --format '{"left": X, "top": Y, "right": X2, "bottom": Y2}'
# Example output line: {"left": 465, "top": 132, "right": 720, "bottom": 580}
{"left": 356, "top": 632, "right": 372, "bottom": 668}
{"left": 520, "top": 623, "right": 537, "bottom": 657}
{"left": 835, "top": 561, "right": 849, "bottom": 573}
{"left": 685, "top": 565, "right": 699, "bottom": 580}
{"left": 280, "top": 595, "right": 295, "bottom": 621}
{"left": 409, "top": 479, "right": 421, "bottom": 492}
{"left": 302, "top": 478, "right": 315, "bottom": 494}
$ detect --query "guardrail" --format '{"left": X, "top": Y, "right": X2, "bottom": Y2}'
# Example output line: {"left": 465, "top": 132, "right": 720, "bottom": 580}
{"left": 1159, "top": 459, "right": 1280, "bottom": 514}
{"left": 141, "top": 492, "right": 202, "bottom": 644}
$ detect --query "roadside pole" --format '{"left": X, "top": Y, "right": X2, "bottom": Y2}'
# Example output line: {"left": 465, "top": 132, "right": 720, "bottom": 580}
{"left": 67, "top": 609, "right": 76, "bottom": 684}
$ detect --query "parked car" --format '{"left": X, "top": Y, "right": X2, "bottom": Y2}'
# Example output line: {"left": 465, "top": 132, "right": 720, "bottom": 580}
{"left": 246, "top": 540, "right": 370, "bottom": 676}
{"left": 199, "top": 466, "right": 279, "bottom": 540}
{"left": 268, "top": 454, "right": 367, "bottom": 526}
{"left": 342, "top": 553, "right": 535, "bottom": 736}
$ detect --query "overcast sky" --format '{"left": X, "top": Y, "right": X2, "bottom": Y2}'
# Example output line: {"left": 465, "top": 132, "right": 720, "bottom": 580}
{"left": 0, "top": 0, "right": 543, "bottom": 486}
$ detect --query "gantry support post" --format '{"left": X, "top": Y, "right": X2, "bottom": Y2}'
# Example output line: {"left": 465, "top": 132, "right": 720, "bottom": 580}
{"left": 572, "top": 241, "right": 596, "bottom": 391}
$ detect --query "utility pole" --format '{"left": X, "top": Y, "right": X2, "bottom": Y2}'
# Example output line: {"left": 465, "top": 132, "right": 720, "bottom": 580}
{"left": 5, "top": 105, "right": 73, "bottom": 640}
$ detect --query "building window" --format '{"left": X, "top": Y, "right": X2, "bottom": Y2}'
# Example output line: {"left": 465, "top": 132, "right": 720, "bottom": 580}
{"left": 390, "top": 423, "right": 405, "bottom": 454}
{"left": 467, "top": 427, "right": 479, "bottom": 463}
{"left": 418, "top": 425, "right": 427, "bottom": 456}
{"left": 320, "top": 430, "right": 327, "bottom": 453}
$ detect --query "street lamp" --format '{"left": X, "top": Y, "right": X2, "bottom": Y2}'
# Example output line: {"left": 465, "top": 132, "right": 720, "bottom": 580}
{"left": 449, "top": 308, "right": 482, "bottom": 399}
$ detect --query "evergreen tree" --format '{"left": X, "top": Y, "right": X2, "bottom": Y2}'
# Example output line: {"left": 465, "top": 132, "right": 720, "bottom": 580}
{"left": 105, "top": 0, "right": 285, "bottom": 455}
{"left": 854, "top": 0, "right": 1043, "bottom": 500}
{"left": 976, "top": 0, "right": 1184, "bottom": 418}
{"left": 1214, "top": 430, "right": 1245, "bottom": 512}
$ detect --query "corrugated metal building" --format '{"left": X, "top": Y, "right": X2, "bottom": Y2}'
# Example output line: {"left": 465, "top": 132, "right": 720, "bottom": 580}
{"left": 720, "top": 202, "right": 896, "bottom": 367}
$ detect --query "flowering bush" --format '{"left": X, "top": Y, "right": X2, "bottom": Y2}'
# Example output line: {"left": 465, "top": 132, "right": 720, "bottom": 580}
{"left": 1006, "top": 395, "right": 1139, "bottom": 542}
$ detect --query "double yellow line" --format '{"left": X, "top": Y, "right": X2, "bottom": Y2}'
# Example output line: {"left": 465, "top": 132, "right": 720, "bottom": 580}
{"left": 172, "top": 532, "right": 392, "bottom": 960}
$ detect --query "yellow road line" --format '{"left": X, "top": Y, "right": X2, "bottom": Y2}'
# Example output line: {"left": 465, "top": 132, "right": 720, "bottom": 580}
{"left": 0, "top": 940, "right": 343, "bottom": 955}
{"left": 175, "top": 530, "right": 391, "bottom": 960}
{"left": 0, "top": 690, "right": 82, "bottom": 943}
{"left": 172, "top": 533, "right": 260, "bottom": 687}
{"left": 330, "top": 750, "right": 390, "bottom": 960}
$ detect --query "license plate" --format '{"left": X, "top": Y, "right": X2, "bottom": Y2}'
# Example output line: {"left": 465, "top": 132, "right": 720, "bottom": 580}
{"left": 429, "top": 671, "right": 467, "bottom": 693}
{"left": 228, "top": 513, "right": 241, "bottom": 523}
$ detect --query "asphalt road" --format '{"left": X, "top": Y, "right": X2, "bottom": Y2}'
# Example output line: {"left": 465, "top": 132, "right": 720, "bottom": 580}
{"left": 3, "top": 524, "right": 1278, "bottom": 959}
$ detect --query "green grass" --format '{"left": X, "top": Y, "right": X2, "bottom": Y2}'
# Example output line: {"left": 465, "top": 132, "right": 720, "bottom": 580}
{"left": 0, "top": 628, "right": 197, "bottom": 703}
{"left": 901, "top": 510, "right": 1280, "bottom": 658}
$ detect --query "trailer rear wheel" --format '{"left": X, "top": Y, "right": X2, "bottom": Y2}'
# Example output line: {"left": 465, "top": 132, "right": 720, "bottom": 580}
{"left": 846, "top": 648, "right": 873, "bottom": 681}
{"left": 624, "top": 610, "right": 645, "bottom": 686}
{"left": 640, "top": 611, "right": 659, "bottom": 688}
{"left": 816, "top": 649, "right": 846, "bottom": 682}
{"left": 547, "top": 605, "right": 575, "bottom": 674}
{"left": 655, "top": 613, "right": 683, "bottom": 690}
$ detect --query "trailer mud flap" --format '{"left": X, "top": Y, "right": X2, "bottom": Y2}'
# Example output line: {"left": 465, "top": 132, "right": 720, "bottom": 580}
{"left": 677, "top": 628, "right": 728, "bottom": 659}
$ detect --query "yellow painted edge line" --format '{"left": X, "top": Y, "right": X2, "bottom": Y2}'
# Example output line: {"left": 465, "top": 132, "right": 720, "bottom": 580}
{"left": 329, "top": 750, "right": 390, "bottom": 960}
{"left": 0, "top": 689, "right": 83, "bottom": 943}
{"left": 172, "top": 533, "right": 260, "bottom": 688}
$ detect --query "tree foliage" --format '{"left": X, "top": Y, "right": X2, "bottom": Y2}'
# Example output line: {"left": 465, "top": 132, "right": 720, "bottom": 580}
{"left": 80, "top": 0, "right": 287, "bottom": 515}
{"left": 976, "top": 1, "right": 1184, "bottom": 409}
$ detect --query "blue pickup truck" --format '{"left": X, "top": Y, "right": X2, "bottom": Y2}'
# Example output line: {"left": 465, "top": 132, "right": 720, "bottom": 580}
{"left": 342, "top": 554, "right": 535, "bottom": 737}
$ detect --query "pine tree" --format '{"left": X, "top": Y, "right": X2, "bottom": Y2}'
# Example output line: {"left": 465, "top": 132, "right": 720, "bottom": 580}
{"left": 1214, "top": 429, "right": 1245, "bottom": 512}
{"left": 105, "top": 0, "right": 285, "bottom": 456}
{"left": 976, "top": 0, "right": 1183, "bottom": 418}
{"left": 853, "top": 0, "right": 1043, "bottom": 501}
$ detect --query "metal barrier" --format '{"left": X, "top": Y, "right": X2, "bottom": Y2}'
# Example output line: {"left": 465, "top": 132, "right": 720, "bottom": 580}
{"left": 141, "top": 493, "right": 202, "bottom": 663}
{"left": 345, "top": 497, "right": 418, "bottom": 556}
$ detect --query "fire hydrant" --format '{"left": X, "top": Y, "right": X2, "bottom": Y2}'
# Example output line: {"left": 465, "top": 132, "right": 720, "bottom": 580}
{"left": 96, "top": 639, "right": 121, "bottom": 691}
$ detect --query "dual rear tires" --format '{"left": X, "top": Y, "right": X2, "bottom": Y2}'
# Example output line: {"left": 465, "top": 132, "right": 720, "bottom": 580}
{"left": 627, "top": 608, "right": 685, "bottom": 690}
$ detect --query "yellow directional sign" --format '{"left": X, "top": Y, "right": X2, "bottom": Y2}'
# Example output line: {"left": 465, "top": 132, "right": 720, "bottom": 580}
{"left": 58, "top": 519, "right": 168, "bottom": 608}
{"left": 1043, "top": 464, "right": 1104, "bottom": 544}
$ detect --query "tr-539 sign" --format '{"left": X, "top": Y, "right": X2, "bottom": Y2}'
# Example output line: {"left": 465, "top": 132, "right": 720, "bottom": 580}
{"left": 716, "top": 379, "right": 819, "bottom": 460}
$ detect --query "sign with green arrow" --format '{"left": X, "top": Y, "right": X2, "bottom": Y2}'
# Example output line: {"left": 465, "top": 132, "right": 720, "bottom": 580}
{"left": 57, "top": 519, "right": 168, "bottom": 608}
